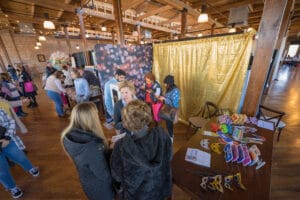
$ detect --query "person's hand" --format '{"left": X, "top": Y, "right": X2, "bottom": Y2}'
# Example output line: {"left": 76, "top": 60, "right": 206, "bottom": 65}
{"left": 158, "top": 96, "right": 165, "bottom": 101}
{"left": 0, "top": 139, "right": 9, "bottom": 148}
{"left": 22, "top": 98, "right": 29, "bottom": 103}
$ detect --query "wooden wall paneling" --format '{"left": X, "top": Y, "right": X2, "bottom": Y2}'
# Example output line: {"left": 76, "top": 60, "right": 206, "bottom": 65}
{"left": 242, "top": 0, "right": 290, "bottom": 116}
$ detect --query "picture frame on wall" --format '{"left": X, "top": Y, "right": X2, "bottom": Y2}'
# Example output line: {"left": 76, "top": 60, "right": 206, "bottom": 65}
{"left": 110, "top": 84, "right": 121, "bottom": 108}
{"left": 37, "top": 54, "right": 46, "bottom": 62}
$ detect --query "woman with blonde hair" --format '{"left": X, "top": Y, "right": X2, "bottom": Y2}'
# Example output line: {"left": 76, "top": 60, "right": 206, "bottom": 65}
{"left": 61, "top": 102, "right": 114, "bottom": 200}
{"left": 111, "top": 100, "right": 172, "bottom": 199}
{"left": 113, "top": 80, "right": 136, "bottom": 135}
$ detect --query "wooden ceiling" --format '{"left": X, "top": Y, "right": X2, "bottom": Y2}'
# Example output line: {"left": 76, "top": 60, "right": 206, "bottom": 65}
{"left": 0, "top": 0, "right": 299, "bottom": 42}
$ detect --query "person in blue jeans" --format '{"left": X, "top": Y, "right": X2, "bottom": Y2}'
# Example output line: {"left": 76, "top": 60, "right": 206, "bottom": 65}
{"left": 157, "top": 75, "right": 180, "bottom": 141}
{"left": 103, "top": 69, "right": 126, "bottom": 129}
{"left": 1, "top": 111, "right": 39, "bottom": 199}
{"left": 44, "top": 71, "right": 66, "bottom": 117}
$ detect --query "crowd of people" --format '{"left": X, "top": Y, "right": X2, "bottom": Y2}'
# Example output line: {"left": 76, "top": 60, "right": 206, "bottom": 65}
{"left": 1, "top": 61, "right": 181, "bottom": 199}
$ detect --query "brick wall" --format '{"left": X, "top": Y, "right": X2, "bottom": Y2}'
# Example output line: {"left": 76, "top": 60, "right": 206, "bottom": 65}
{"left": 0, "top": 30, "right": 111, "bottom": 73}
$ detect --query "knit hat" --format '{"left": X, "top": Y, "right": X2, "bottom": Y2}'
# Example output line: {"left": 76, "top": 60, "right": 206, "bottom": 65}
{"left": 164, "top": 75, "right": 174, "bottom": 85}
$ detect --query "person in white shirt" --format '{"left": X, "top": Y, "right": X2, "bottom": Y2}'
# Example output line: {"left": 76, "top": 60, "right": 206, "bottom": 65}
{"left": 44, "top": 71, "right": 67, "bottom": 118}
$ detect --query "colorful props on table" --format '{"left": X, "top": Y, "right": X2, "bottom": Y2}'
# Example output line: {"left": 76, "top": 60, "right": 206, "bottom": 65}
{"left": 224, "top": 144, "right": 233, "bottom": 162}
{"left": 232, "top": 127, "right": 244, "bottom": 141}
{"left": 200, "top": 176, "right": 209, "bottom": 190}
{"left": 233, "top": 173, "right": 247, "bottom": 190}
{"left": 200, "top": 139, "right": 210, "bottom": 150}
{"left": 231, "top": 144, "right": 239, "bottom": 162}
{"left": 210, "top": 143, "right": 222, "bottom": 154}
{"left": 242, "top": 144, "right": 252, "bottom": 166}
{"left": 256, "top": 158, "right": 266, "bottom": 170}
{"left": 210, "top": 123, "right": 220, "bottom": 132}
{"left": 218, "top": 114, "right": 232, "bottom": 124}
{"left": 208, "top": 175, "right": 224, "bottom": 193}
{"left": 220, "top": 124, "right": 228, "bottom": 133}
{"left": 227, "top": 125, "right": 233, "bottom": 134}
{"left": 249, "top": 145, "right": 261, "bottom": 166}
{"left": 224, "top": 175, "right": 234, "bottom": 191}
{"left": 237, "top": 145, "right": 245, "bottom": 163}
{"left": 231, "top": 114, "right": 247, "bottom": 125}
{"left": 202, "top": 131, "right": 219, "bottom": 137}
{"left": 217, "top": 131, "right": 233, "bottom": 143}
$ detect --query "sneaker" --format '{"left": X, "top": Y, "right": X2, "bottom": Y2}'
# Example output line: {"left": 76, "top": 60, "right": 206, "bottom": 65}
{"left": 29, "top": 167, "right": 39, "bottom": 177}
{"left": 10, "top": 187, "right": 23, "bottom": 199}
{"left": 103, "top": 122, "right": 113, "bottom": 130}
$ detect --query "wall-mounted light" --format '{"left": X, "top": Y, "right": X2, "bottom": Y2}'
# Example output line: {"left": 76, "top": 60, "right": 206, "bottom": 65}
{"left": 43, "top": 13, "right": 55, "bottom": 29}
{"left": 198, "top": 5, "right": 208, "bottom": 23}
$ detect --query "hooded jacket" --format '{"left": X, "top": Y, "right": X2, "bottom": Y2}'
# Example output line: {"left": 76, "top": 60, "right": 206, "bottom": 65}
{"left": 111, "top": 126, "right": 172, "bottom": 200}
{"left": 63, "top": 128, "right": 114, "bottom": 200}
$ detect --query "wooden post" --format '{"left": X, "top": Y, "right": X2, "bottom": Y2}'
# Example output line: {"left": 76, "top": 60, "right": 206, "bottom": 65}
{"left": 62, "top": 24, "right": 72, "bottom": 56}
{"left": 0, "top": 34, "right": 12, "bottom": 65}
{"left": 242, "top": 0, "right": 289, "bottom": 115}
{"left": 111, "top": 29, "right": 116, "bottom": 45}
{"left": 113, "top": 0, "right": 125, "bottom": 45}
{"left": 180, "top": 8, "right": 187, "bottom": 39}
{"left": 9, "top": 30, "right": 22, "bottom": 63}
{"left": 270, "top": 0, "right": 294, "bottom": 81}
{"left": 76, "top": 9, "right": 91, "bottom": 66}
{"left": 137, "top": 23, "right": 141, "bottom": 44}
{"left": 0, "top": 53, "right": 7, "bottom": 72}
{"left": 211, "top": 23, "right": 216, "bottom": 36}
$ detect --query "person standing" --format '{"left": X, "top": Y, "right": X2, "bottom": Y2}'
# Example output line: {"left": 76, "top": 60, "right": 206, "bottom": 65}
{"left": 70, "top": 69, "right": 90, "bottom": 103}
{"left": 19, "top": 66, "right": 38, "bottom": 108}
{"left": 114, "top": 80, "right": 136, "bottom": 135}
{"left": 0, "top": 109, "right": 39, "bottom": 199}
{"left": 103, "top": 69, "right": 126, "bottom": 129}
{"left": 111, "top": 100, "right": 172, "bottom": 200}
{"left": 140, "top": 72, "right": 162, "bottom": 105}
{"left": 61, "top": 102, "right": 114, "bottom": 200}
{"left": 44, "top": 71, "right": 67, "bottom": 118}
{"left": 157, "top": 75, "right": 180, "bottom": 140}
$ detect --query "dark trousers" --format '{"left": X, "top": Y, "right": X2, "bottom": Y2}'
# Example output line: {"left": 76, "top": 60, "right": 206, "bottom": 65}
{"left": 165, "top": 120, "right": 173, "bottom": 137}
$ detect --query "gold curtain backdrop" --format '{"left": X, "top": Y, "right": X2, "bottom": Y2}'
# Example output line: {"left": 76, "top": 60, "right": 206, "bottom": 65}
{"left": 153, "top": 32, "right": 255, "bottom": 123}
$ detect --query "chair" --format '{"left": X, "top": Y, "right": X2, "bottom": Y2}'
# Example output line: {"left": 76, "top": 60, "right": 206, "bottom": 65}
{"left": 186, "top": 101, "right": 219, "bottom": 138}
{"left": 257, "top": 104, "right": 286, "bottom": 141}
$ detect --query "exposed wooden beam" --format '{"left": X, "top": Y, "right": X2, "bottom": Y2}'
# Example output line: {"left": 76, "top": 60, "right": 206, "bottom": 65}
{"left": 122, "top": 0, "right": 145, "bottom": 11}
{"left": 157, "top": 0, "right": 223, "bottom": 27}
{"left": 11, "top": 0, "right": 76, "bottom": 13}
{"left": 242, "top": 0, "right": 289, "bottom": 115}
{"left": 136, "top": 5, "right": 172, "bottom": 21}
{"left": 205, "top": 0, "right": 263, "bottom": 13}
{"left": 160, "top": 12, "right": 181, "bottom": 25}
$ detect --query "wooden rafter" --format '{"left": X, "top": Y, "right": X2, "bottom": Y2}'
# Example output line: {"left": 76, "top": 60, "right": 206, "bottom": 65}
{"left": 157, "top": 0, "right": 223, "bottom": 27}
{"left": 122, "top": 0, "right": 145, "bottom": 11}
{"left": 136, "top": 5, "right": 172, "bottom": 21}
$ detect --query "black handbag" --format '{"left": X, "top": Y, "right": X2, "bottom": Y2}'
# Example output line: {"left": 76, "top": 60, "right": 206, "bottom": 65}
{"left": 158, "top": 104, "right": 178, "bottom": 122}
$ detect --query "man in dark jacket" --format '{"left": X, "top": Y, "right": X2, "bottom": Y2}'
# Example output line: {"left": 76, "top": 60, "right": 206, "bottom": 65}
{"left": 111, "top": 100, "right": 172, "bottom": 200}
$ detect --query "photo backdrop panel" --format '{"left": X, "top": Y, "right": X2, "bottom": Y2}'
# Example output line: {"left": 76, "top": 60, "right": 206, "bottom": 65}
{"left": 95, "top": 44, "right": 153, "bottom": 99}
{"left": 153, "top": 31, "right": 255, "bottom": 122}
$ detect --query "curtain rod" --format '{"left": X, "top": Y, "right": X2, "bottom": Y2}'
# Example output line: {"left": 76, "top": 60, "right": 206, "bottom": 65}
{"left": 154, "top": 31, "right": 244, "bottom": 44}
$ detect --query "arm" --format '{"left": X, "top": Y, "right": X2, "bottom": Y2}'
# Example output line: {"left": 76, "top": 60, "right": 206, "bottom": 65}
{"left": 164, "top": 88, "right": 180, "bottom": 108}
{"left": 113, "top": 101, "right": 123, "bottom": 130}
{"left": 104, "top": 81, "right": 114, "bottom": 116}
{"left": 83, "top": 79, "right": 90, "bottom": 100}
{"left": 0, "top": 110, "right": 16, "bottom": 138}
{"left": 54, "top": 79, "right": 66, "bottom": 93}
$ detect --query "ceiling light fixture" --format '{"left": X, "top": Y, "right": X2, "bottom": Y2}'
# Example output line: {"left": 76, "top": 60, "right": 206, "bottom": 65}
{"left": 36, "top": 41, "right": 42, "bottom": 46}
{"left": 43, "top": 13, "right": 55, "bottom": 29}
{"left": 39, "top": 35, "right": 46, "bottom": 41}
{"left": 34, "top": 46, "right": 40, "bottom": 49}
{"left": 198, "top": 33, "right": 203, "bottom": 37}
{"left": 101, "top": 25, "right": 107, "bottom": 32}
{"left": 228, "top": 24, "right": 236, "bottom": 33}
{"left": 198, "top": 5, "right": 208, "bottom": 23}
{"left": 76, "top": 44, "right": 80, "bottom": 50}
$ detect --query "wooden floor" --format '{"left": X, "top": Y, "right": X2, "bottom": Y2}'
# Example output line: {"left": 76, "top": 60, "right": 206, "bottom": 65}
{"left": 0, "top": 65, "right": 299, "bottom": 199}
